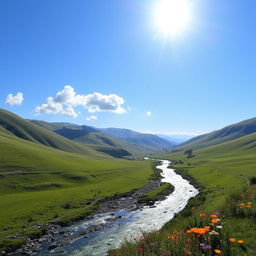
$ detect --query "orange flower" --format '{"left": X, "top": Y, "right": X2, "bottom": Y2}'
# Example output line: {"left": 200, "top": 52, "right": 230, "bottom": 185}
{"left": 211, "top": 214, "right": 218, "bottom": 218}
{"left": 199, "top": 213, "right": 206, "bottom": 218}
{"left": 204, "top": 226, "right": 211, "bottom": 232}
{"left": 191, "top": 207, "right": 195, "bottom": 210}
{"left": 229, "top": 238, "right": 236, "bottom": 243}
{"left": 240, "top": 203, "right": 246, "bottom": 207}
{"left": 247, "top": 205, "right": 252, "bottom": 208}
{"left": 238, "top": 240, "right": 245, "bottom": 244}
{"left": 167, "top": 235, "right": 171, "bottom": 240}
{"left": 214, "top": 249, "right": 222, "bottom": 254}
{"left": 211, "top": 218, "right": 218, "bottom": 224}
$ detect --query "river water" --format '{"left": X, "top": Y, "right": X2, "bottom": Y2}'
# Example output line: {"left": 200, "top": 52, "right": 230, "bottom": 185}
{"left": 38, "top": 160, "right": 198, "bottom": 256}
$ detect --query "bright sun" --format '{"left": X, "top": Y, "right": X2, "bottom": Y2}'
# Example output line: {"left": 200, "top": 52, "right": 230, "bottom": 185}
{"left": 153, "top": 0, "right": 191, "bottom": 37}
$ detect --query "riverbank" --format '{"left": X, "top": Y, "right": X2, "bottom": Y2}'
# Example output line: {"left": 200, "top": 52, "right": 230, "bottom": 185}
{"left": 109, "top": 155, "right": 256, "bottom": 255}
{"left": 3, "top": 160, "right": 177, "bottom": 255}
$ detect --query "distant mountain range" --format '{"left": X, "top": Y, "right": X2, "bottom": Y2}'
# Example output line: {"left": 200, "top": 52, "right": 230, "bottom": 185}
{"left": 29, "top": 120, "right": 176, "bottom": 155}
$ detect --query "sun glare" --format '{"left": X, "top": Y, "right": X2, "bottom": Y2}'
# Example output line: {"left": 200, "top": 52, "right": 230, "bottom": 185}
{"left": 153, "top": 0, "right": 191, "bottom": 37}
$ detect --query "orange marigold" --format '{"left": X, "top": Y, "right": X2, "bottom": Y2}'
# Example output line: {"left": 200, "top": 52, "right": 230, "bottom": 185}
{"left": 229, "top": 238, "right": 236, "bottom": 243}
{"left": 238, "top": 240, "right": 245, "bottom": 244}
{"left": 211, "top": 218, "right": 218, "bottom": 224}
{"left": 199, "top": 213, "right": 206, "bottom": 218}
{"left": 204, "top": 226, "right": 211, "bottom": 231}
{"left": 214, "top": 249, "right": 222, "bottom": 254}
{"left": 211, "top": 214, "right": 218, "bottom": 219}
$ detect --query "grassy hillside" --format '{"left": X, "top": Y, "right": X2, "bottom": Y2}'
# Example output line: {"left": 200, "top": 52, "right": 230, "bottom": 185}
{"left": 102, "top": 127, "right": 175, "bottom": 152}
{"left": 30, "top": 120, "right": 171, "bottom": 154}
{"left": 0, "top": 109, "right": 105, "bottom": 157}
{"left": 0, "top": 129, "right": 153, "bottom": 244}
{"left": 171, "top": 117, "right": 256, "bottom": 152}
{"left": 111, "top": 133, "right": 256, "bottom": 255}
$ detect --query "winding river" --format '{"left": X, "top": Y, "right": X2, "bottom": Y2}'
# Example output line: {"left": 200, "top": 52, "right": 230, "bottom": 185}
{"left": 38, "top": 160, "right": 198, "bottom": 256}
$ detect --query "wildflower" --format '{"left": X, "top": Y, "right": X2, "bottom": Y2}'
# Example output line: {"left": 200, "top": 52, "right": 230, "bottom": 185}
{"left": 214, "top": 249, "right": 222, "bottom": 254}
{"left": 204, "top": 226, "right": 210, "bottom": 232}
{"left": 211, "top": 214, "right": 218, "bottom": 219}
{"left": 204, "top": 245, "right": 212, "bottom": 249}
{"left": 216, "top": 225, "right": 222, "bottom": 229}
{"left": 238, "top": 240, "right": 245, "bottom": 244}
{"left": 229, "top": 238, "right": 236, "bottom": 243}
{"left": 200, "top": 213, "right": 206, "bottom": 218}
{"left": 200, "top": 243, "right": 205, "bottom": 247}
{"left": 191, "top": 207, "right": 195, "bottom": 210}
{"left": 186, "top": 238, "right": 192, "bottom": 243}
{"left": 209, "top": 231, "right": 219, "bottom": 235}
{"left": 138, "top": 248, "right": 143, "bottom": 252}
{"left": 240, "top": 203, "right": 246, "bottom": 207}
{"left": 211, "top": 218, "right": 218, "bottom": 224}
{"left": 247, "top": 205, "right": 252, "bottom": 208}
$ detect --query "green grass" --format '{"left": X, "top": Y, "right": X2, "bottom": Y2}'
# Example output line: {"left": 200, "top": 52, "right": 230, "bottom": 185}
{"left": 0, "top": 129, "right": 154, "bottom": 245}
{"left": 110, "top": 132, "right": 256, "bottom": 255}
{"left": 138, "top": 183, "right": 174, "bottom": 203}
{"left": 170, "top": 117, "right": 256, "bottom": 153}
{"left": 0, "top": 108, "right": 111, "bottom": 157}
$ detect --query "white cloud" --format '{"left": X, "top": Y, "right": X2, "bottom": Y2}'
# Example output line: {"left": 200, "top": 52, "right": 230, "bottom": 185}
{"left": 86, "top": 115, "right": 98, "bottom": 121}
{"left": 146, "top": 111, "right": 152, "bottom": 116}
{"left": 5, "top": 92, "right": 24, "bottom": 106}
{"left": 35, "top": 85, "right": 126, "bottom": 118}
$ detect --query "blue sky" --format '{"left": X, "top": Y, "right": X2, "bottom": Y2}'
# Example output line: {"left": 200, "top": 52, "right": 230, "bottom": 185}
{"left": 1, "top": 0, "right": 256, "bottom": 135}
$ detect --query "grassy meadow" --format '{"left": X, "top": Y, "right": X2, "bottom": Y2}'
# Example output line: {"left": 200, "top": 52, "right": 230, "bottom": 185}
{"left": 0, "top": 130, "right": 154, "bottom": 249}
{"left": 110, "top": 134, "right": 256, "bottom": 255}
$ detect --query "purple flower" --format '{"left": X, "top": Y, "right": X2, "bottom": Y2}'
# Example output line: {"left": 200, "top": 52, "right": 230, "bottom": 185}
{"left": 199, "top": 243, "right": 205, "bottom": 247}
{"left": 204, "top": 245, "right": 212, "bottom": 249}
{"left": 213, "top": 212, "right": 220, "bottom": 215}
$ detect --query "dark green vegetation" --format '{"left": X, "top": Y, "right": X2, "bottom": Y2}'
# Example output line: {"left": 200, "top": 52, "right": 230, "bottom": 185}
{"left": 111, "top": 118, "right": 256, "bottom": 255}
{"left": 0, "top": 109, "right": 155, "bottom": 252}
{"left": 138, "top": 182, "right": 174, "bottom": 204}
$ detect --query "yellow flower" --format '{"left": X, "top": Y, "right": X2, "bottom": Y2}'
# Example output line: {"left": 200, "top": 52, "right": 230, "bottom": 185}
{"left": 238, "top": 240, "right": 245, "bottom": 244}
{"left": 214, "top": 249, "right": 222, "bottom": 254}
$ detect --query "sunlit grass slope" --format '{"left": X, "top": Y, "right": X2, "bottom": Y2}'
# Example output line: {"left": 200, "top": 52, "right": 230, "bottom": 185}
{"left": 0, "top": 128, "right": 153, "bottom": 240}
{"left": 110, "top": 132, "right": 256, "bottom": 256}
{"left": 0, "top": 108, "right": 106, "bottom": 157}
{"left": 171, "top": 117, "right": 256, "bottom": 152}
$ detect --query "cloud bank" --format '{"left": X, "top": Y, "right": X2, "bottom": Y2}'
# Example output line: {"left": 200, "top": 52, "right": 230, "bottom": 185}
{"left": 35, "top": 85, "right": 126, "bottom": 118}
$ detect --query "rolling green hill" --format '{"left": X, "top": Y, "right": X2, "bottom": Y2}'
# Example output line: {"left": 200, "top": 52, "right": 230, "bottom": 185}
{"left": 101, "top": 127, "right": 175, "bottom": 152}
{"left": 0, "top": 116, "right": 153, "bottom": 246}
{"left": 30, "top": 120, "right": 174, "bottom": 154}
{"left": 0, "top": 109, "right": 106, "bottom": 157}
{"left": 170, "top": 117, "right": 256, "bottom": 152}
